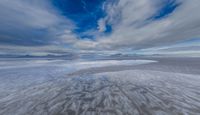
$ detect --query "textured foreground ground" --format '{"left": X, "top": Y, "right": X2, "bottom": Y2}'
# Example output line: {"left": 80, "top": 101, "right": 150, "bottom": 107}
{"left": 0, "top": 58, "right": 200, "bottom": 115}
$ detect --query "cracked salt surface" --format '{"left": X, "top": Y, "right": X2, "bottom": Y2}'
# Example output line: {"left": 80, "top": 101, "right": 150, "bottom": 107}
{"left": 0, "top": 58, "right": 200, "bottom": 115}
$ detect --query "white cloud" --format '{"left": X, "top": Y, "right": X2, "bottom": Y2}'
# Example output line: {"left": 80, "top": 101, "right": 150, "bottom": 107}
{"left": 0, "top": 0, "right": 199, "bottom": 54}
{"left": 0, "top": 44, "right": 75, "bottom": 55}
{"left": 74, "top": 40, "right": 98, "bottom": 50}
{"left": 0, "top": 0, "right": 77, "bottom": 46}
{"left": 98, "top": 18, "right": 107, "bottom": 32}
{"left": 88, "top": 0, "right": 200, "bottom": 51}
{"left": 0, "top": 0, "right": 62, "bottom": 29}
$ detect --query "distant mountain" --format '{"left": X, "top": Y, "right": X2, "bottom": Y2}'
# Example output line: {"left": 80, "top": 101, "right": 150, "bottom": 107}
{"left": 0, "top": 53, "right": 79, "bottom": 60}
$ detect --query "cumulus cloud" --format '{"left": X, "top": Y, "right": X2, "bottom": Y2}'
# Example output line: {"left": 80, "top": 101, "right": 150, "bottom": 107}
{"left": 0, "top": 0, "right": 199, "bottom": 55}
{"left": 0, "top": 0, "right": 77, "bottom": 46}
{"left": 90, "top": 0, "right": 200, "bottom": 51}
{"left": 98, "top": 19, "right": 107, "bottom": 32}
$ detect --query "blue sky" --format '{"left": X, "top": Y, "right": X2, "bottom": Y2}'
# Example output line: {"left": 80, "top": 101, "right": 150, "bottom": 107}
{"left": 0, "top": 0, "right": 200, "bottom": 56}
{"left": 52, "top": 0, "right": 109, "bottom": 39}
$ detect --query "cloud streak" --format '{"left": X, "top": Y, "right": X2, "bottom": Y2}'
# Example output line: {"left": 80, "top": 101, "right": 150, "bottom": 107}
{"left": 0, "top": 0, "right": 77, "bottom": 46}
{"left": 0, "top": 0, "right": 199, "bottom": 56}
{"left": 91, "top": 0, "right": 200, "bottom": 50}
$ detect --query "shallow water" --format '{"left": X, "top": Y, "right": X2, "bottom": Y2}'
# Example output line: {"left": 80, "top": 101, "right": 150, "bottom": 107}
{"left": 0, "top": 58, "right": 200, "bottom": 115}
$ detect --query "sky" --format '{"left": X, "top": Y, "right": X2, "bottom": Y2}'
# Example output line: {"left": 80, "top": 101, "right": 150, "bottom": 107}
{"left": 0, "top": 0, "right": 200, "bottom": 56}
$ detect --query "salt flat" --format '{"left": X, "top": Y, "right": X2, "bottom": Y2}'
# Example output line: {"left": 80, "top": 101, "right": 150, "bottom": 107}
{"left": 0, "top": 58, "right": 199, "bottom": 115}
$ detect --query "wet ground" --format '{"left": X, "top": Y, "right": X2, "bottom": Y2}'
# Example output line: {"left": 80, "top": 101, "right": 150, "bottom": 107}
{"left": 0, "top": 58, "right": 200, "bottom": 115}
